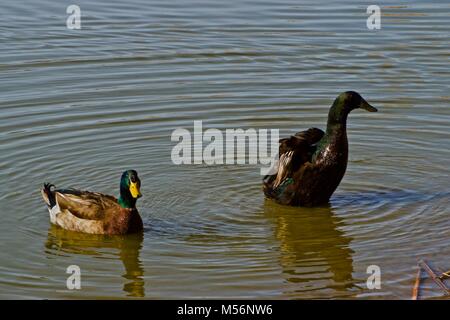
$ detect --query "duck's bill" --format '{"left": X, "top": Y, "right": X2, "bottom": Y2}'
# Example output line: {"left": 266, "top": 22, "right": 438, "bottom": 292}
{"left": 360, "top": 100, "right": 378, "bottom": 112}
{"left": 129, "top": 182, "right": 142, "bottom": 198}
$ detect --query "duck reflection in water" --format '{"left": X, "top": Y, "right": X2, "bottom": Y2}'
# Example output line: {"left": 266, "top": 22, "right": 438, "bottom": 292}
{"left": 264, "top": 200, "right": 355, "bottom": 298}
{"left": 45, "top": 225, "right": 145, "bottom": 297}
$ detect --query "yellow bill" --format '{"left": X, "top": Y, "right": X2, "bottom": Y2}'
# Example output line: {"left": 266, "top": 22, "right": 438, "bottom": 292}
{"left": 129, "top": 181, "right": 142, "bottom": 198}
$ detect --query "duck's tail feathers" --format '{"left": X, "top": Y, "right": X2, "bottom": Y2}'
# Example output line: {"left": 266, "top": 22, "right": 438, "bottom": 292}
{"left": 262, "top": 175, "right": 277, "bottom": 198}
{"left": 41, "top": 183, "right": 57, "bottom": 208}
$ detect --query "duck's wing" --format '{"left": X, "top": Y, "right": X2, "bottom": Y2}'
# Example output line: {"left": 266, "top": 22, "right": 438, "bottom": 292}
{"left": 263, "top": 128, "right": 324, "bottom": 198}
{"left": 54, "top": 189, "right": 119, "bottom": 220}
{"left": 273, "top": 127, "right": 324, "bottom": 188}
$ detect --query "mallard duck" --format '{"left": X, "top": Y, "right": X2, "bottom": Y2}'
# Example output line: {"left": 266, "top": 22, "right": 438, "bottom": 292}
{"left": 41, "top": 170, "right": 143, "bottom": 235}
{"left": 263, "top": 91, "right": 377, "bottom": 207}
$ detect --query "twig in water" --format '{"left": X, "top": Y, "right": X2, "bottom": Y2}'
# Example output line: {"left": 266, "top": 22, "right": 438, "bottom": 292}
{"left": 412, "top": 266, "right": 422, "bottom": 300}
{"left": 418, "top": 259, "right": 450, "bottom": 296}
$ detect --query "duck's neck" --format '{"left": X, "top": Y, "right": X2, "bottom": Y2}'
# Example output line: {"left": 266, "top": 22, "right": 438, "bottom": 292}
{"left": 313, "top": 100, "right": 350, "bottom": 165}
{"left": 118, "top": 184, "right": 136, "bottom": 209}
{"left": 325, "top": 101, "right": 350, "bottom": 137}
{"left": 118, "top": 196, "right": 136, "bottom": 209}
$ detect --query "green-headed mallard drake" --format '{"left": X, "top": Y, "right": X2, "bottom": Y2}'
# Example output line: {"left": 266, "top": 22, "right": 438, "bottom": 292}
{"left": 41, "top": 170, "right": 143, "bottom": 235}
{"left": 263, "top": 91, "right": 377, "bottom": 207}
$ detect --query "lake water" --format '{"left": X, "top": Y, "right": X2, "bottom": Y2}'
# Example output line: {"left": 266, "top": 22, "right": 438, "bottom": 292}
{"left": 0, "top": 0, "right": 449, "bottom": 299}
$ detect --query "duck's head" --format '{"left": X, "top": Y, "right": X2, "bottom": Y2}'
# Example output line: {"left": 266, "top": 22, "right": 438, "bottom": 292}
{"left": 119, "top": 170, "right": 142, "bottom": 209}
{"left": 328, "top": 91, "right": 377, "bottom": 126}
{"left": 336, "top": 91, "right": 377, "bottom": 113}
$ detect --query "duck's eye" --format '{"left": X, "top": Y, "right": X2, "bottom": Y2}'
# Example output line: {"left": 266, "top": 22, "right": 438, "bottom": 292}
{"left": 130, "top": 175, "right": 137, "bottom": 183}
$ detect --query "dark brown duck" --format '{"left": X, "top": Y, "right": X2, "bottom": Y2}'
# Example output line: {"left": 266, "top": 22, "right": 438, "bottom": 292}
{"left": 263, "top": 91, "right": 377, "bottom": 207}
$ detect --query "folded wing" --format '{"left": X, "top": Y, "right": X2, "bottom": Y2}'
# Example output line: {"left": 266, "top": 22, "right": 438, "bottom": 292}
{"left": 55, "top": 189, "right": 118, "bottom": 220}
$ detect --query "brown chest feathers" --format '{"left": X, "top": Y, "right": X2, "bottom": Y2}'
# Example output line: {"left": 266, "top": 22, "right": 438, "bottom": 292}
{"left": 103, "top": 208, "right": 143, "bottom": 235}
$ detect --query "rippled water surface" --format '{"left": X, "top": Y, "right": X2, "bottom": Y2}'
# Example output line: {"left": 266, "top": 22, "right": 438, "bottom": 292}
{"left": 1, "top": 0, "right": 449, "bottom": 299}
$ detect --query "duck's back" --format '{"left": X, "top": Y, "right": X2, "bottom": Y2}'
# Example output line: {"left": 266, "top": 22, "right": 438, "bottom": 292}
{"left": 263, "top": 125, "right": 351, "bottom": 206}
